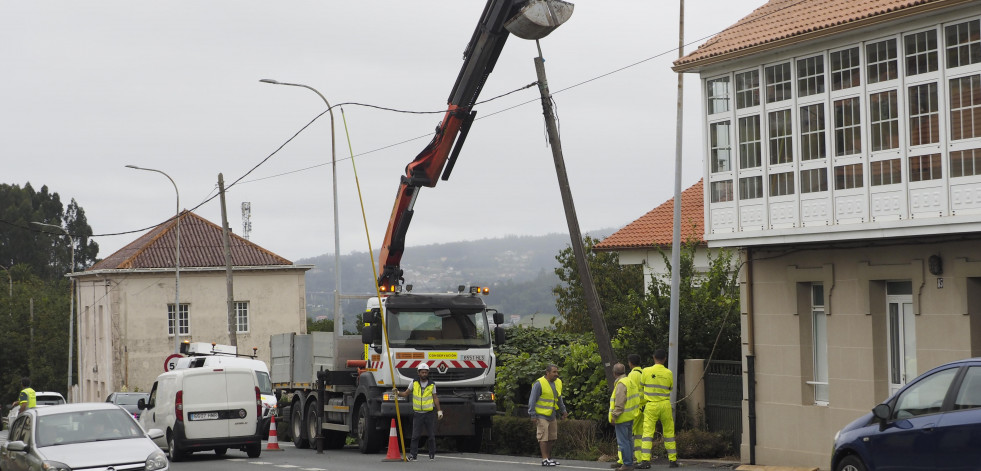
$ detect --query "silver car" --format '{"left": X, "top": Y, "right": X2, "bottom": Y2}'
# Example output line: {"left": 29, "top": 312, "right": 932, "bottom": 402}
{"left": 0, "top": 402, "right": 168, "bottom": 471}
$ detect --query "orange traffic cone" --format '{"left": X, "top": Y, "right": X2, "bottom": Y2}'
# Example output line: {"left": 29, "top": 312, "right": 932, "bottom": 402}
{"left": 383, "top": 419, "right": 402, "bottom": 461}
{"left": 266, "top": 414, "right": 283, "bottom": 451}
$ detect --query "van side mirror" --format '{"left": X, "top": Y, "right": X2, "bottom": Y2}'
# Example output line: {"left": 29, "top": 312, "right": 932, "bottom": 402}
{"left": 361, "top": 326, "right": 374, "bottom": 345}
{"left": 137, "top": 398, "right": 146, "bottom": 410}
{"left": 493, "top": 311, "right": 504, "bottom": 325}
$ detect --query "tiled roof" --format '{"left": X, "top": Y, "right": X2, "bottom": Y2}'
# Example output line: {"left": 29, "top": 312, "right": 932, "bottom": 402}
{"left": 674, "top": 0, "right": 969, "bottom": 71}
{"left": 594, "top": 180, "right": 704, "bottom": 251}
{"left": 90, "top": 210, "right": 293, "bottom": 270}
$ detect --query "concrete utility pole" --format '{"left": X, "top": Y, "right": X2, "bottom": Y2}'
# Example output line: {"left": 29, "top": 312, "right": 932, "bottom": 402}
{"left": 219, "top": 174, "right": 237, "bottom": 347}
{"left": 532, "top": 40, "right": 617, "bottom": 388}
{"left": 668, "top": 0, "right": 685, "bottom": 406}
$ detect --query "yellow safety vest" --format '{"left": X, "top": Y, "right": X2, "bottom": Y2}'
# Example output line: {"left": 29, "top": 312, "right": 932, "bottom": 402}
{"left": 628, "top": 367, "right": 644, "bottom": 403}
{"left": 534, "top": 377, "right": 563, "bottom": 417}
{"left": 642, "top": 364, "right": 673, "bottom": 403}
{"left": 412, "top": 381, "right": 436, "bottom": 412}
{"left": 19, "top": 387, "right": 36, "bottom": 409}
{"left": 609, "top": 376, "right": 641, "bottom": 423}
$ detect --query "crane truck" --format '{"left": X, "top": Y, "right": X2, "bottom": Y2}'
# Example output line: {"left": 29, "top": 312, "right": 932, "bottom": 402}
{"left": 271, "top": 0, "right": 573, "bottom": 454}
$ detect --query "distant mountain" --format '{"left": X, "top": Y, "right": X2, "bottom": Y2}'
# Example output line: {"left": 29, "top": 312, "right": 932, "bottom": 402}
{"left": 296, "top": 229, "right": 619, "bottom": 326}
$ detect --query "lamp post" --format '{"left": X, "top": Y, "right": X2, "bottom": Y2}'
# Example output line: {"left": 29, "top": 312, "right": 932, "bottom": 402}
{"left": 125, "top": 165, "right": 182, "bottom": 355}
{"left": 261, "top": 78, "right": 339, "bottom": 454}
{"left": 31, "top": 222, "right": 75, "bottom": 401}
{"left": 260, "top": 79, "right": 341, "bottom": 332}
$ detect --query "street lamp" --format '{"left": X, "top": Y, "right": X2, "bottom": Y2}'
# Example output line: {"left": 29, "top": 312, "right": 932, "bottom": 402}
{"left": 31, "top": 222, "right": 75, "bottom": 402}
{"left": 125, "top": 165, "right": 182, "bottom": 355}
{"left": 260, "top": 79, "right": 342, "bottom": 332}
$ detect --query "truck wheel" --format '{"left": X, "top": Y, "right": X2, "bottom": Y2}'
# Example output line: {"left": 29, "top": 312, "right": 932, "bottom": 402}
{"left": 305, "top": 400, "right": 320, "bottom": 448}
{"left": 356, "top": 401, "right": 382, "bottom": 454}
{"left": 214, "top": 447, "right": 227, "bottom": 457}
{"left": 291, "top": 403, "right": 309, "bottom": 449}
{"left": 458, "top": 424, "right": 484, "bottom": 453}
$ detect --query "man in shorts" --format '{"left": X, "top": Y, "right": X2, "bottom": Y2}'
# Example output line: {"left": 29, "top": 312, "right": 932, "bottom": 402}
{"left": 528, "top": 364, "right": 568, "bottom": 466}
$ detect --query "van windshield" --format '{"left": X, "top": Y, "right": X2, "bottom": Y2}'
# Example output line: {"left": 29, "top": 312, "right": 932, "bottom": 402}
{"left": 256, "top": 371, "right": 273, "bottom": 395}
{"left": 386, "top": 309, "right": 491, "bottom": 349}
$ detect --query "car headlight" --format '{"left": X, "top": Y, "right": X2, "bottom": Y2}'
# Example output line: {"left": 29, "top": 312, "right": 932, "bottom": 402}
{"left": 476, "top": 391, "right": 495, "bottom": 401}
{"left": 41, "top": 461, "right": 72, "bottom": 471}
{"left": 146, "top": 449, "right": 169, "bottom": 471}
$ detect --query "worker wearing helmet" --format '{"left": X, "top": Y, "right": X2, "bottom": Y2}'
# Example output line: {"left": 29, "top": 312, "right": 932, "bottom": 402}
{"left": 395, "top": 363, "right": 442, "bottom": 461}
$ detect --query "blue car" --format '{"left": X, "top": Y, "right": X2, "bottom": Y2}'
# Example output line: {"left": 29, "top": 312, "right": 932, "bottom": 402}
{"left": 831, "top": 358, "right": 981, "bottom": 471}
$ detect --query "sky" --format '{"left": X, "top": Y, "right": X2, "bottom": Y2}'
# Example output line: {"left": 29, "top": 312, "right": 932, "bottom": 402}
{"left": 1, "top": 0, "right": 765, "bottom": 263}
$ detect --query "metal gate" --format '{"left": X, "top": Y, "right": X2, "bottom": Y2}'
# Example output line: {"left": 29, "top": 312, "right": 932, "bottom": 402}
{"left": 704, "top": 360, "right": 742, "bottom": 449}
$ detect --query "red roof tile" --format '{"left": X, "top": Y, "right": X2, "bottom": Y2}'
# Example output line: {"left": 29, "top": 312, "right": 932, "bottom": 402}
{"left": 90, "top": 210, "right": 292, "bottom": 270}
{"left": 594, "top": 180, "right": 704, "bottom": 251}
{"left": 674, "top": 0, "right": 969, "bottom": 71}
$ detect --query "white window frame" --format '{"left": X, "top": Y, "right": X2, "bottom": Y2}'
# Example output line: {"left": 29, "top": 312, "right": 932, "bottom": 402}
{"left": 168, "top": 303, "right": 189, "bottom": 336}
{"left": 809, "top": 284, "right": 829, "bottom": 406}
{"left": 235, "top": 301, "right": 250, "bottom": 333}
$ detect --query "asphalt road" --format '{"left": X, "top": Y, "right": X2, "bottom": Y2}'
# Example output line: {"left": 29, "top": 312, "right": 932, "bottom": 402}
{"left": 0, "top": 430, "right": 739, "bottom": 471}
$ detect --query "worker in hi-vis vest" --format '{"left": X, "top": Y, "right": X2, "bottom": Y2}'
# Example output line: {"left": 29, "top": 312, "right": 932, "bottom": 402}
{"left": 638, "top": 350, "right": 677, "bottom": 469}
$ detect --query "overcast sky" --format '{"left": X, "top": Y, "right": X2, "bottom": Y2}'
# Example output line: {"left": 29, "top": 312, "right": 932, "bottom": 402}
{"left": 1, "top": 0, "right": 764, "bottom": 263}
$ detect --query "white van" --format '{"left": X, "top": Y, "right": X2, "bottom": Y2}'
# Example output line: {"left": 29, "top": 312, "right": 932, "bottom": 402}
{"left": 138, "top": 366, "right": 262, "bottom": 461}
{"left": 173, "top": 354, "right": 276, "bottom": 436}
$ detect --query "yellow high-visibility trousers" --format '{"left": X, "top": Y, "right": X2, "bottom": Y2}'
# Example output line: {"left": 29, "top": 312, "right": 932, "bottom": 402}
{"left": 632, "top": 406, "right": 645, "bottom": 462}
{"left": 639, "top": 400, "right": 676, "bottom": 462}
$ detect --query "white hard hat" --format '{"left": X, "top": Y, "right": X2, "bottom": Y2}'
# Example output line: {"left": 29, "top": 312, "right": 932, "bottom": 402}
{"left": 418, "top": 363, "right": 430, "bottom": 371}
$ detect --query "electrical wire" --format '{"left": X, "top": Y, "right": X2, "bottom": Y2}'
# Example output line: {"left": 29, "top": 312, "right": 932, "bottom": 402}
{"left": 22, "top": 0, "right": 820, "bottom": 243}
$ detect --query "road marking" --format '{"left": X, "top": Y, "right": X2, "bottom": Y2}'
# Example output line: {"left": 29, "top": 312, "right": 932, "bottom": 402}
{"left": 274, "top": 465, "right": 301, "bottom": 468}
{"left": 438, "top": 455, "right": 601, "bottom": 469}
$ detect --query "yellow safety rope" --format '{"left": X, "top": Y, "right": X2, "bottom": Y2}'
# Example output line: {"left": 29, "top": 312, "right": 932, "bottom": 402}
{"left": 341, "top": 107, "right": 406, "bottom": 460}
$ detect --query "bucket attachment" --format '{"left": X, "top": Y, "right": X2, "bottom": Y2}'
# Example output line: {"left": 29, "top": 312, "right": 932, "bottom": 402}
{"left": 504, "top": 0, "right": 574, "bottom": 40}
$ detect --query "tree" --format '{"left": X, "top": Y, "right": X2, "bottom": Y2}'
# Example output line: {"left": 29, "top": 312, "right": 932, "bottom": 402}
{"left": 0, "top": 183, "right": 99, "bottom": 405}
{"left": 552, "top": 235, "right": 644, "bottom": 334}
{"left": 615, "top": 240, "right": 741, "bottom": 365}
{"left": 0, "top": 183, "right": 99, "bottom": 281}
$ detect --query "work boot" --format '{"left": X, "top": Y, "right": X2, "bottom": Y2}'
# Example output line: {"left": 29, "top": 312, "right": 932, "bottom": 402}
{"left": 616, "top": 466, "right": 635, "bottom": 471}
{"left": 634, "top": 461, "right": 651, "bottom": 469}
{"left": 668, "top": 461, "right": 679, "bottom": 468}
{"left": 611, "top": 463, "right": 623, "bottom": 468}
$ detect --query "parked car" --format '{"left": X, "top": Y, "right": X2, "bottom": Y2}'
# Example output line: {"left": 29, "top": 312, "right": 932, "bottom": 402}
{"left": 831, "top": 358, "right": 981, "bottom": 471}
{"left": 106, "top": 392, "right": 151, "bottom": 419}
{"left": 0, "top": 402, "right": 168, "bottom": 471}
{"left": 4, "top": 391, "right": 66, "bottom": 430}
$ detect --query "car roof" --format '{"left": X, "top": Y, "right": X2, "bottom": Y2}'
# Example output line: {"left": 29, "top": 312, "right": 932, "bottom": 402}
{"left": 34, "top": 391, "right": 65, "bottom": 398}
{"left": 32, "top": 402, "right": 120, "bottom": 417}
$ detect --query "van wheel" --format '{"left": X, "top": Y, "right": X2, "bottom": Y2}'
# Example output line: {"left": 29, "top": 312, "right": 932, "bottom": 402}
{"left": 291, "top": 403, "right": 309, "bottom": 449}
{"left": 246, "top": 443, "right": 261, "bottom": 458}
{"left": 214, "top": 447, "right": 227, "bottom": 457}
{"left": 168, "top": 434, "right": 185, "bottom": 462}
{"left": 356, "top": 401, "right": 382, "bottom": 454}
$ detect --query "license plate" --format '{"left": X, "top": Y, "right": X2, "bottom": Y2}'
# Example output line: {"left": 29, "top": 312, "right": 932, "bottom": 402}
{"left": 190, "top": 412, "right": 219, "bottom": 421}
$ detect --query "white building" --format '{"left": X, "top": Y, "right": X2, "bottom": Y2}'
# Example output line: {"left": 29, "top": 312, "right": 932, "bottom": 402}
{"left": 71, "top": 211, "right": 311, "bottom": 401}
{"left": 674, "top": 0, "right": 981, "bottom": 467}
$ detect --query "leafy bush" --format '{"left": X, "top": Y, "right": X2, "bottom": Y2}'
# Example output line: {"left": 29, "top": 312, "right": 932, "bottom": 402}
{"left": 676, "top": 428, "right": 732, "bottom": 459}
{"left": 487, "top": 416, "right": 604, "bottom": 460}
